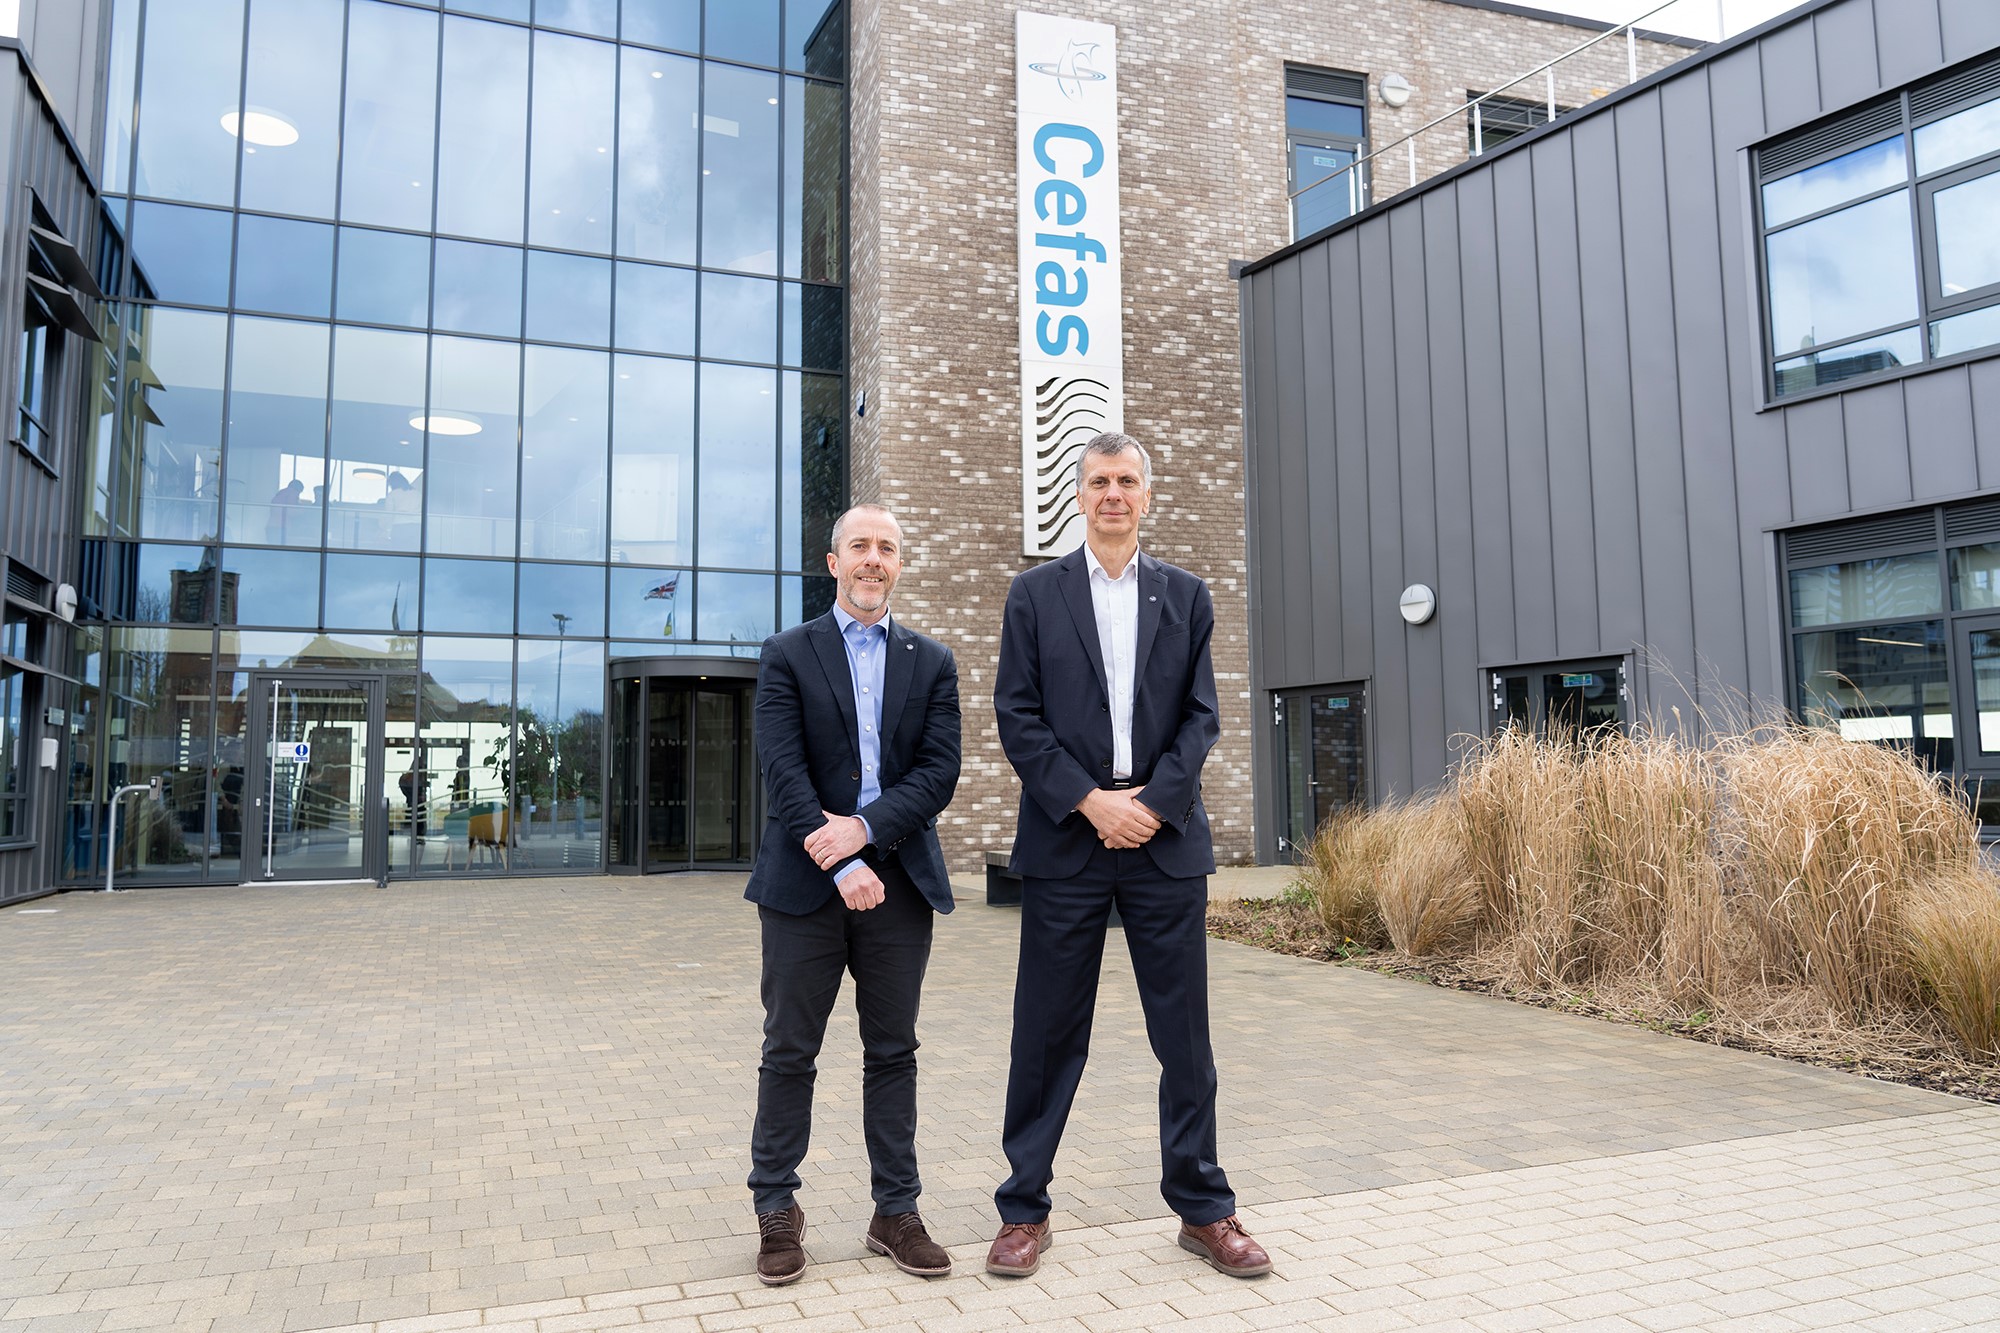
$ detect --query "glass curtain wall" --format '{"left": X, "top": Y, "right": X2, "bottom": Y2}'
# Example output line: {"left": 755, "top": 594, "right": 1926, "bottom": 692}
{"left": 77, "top": 0, "right": 847, "bottom": 883}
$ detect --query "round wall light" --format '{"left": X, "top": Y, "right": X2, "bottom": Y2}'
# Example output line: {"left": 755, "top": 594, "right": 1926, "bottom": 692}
{"left": 220, "top": 108, "right": 300, "bottom": 147}
{"left": 411, "top": 414, "right": 482, "bottom": 436}
{"left": 1399, "top": 583, "right": 1437, "bottom": 625}
{"left": 1379, "top": 73, "right": 1414, "bottom": 108}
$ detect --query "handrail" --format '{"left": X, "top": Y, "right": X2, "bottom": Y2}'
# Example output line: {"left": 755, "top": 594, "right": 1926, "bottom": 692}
{"left": 1287, "top": 0, "right": 1685, "bottom": 206}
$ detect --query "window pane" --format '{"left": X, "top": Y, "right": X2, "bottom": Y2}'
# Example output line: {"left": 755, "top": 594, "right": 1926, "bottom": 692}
{"left": 438, "top": 16, "right": 530, "bottom": 243}
{"left": 1761, "top": 135, "right": 1906, "bottom": 227}
{"left": 707, "top": 0, "right": 779, "bottom": 66}
{"left": 521, "top": 346, "right": 608, "bottom": 560}
{"left": 1765, "top": 191, "right": 1918, "bottom": 357}
{"left": 234, "top": 215, "right": 333, "bottom": 317}
{"left": 1773, "top": 327, "right": 1922, "bottom": 398}
{"left": 239, "top": 0, "right": 344, "bottom": 218}
{"left": 795, "top": 371, "right": 841, "bottom": 568}
{"left": 526, "top": 249, "right": 612, "bottom": 345}
{"left": 336, "top": 227, "right": 431, "bottom": 327}
{"left": 222, "top": 317, "right": 329, "bottom": 547}
{"left": 702, "top": 64, "right": 781, "bottom": 274}
{"left": 134, "top": 544, "right": 219, "bottom": 623}
{"left": 341, "top": 2, "right": 440, "bottom": 231}
{"left": 133, "top": 308, "right": 227, "bottom": 542}
{"left": 1292, "top": 143, "right": 1357, "bottom": 236}
{"left": 1286, "top": 96, "right": 1363, "bottom": 139}
{"left": 1930, "top": 305, "right": 2000, "bottom": 360}
{"left": 614, "top": 262, "right": 695, "bottom": 354}
{"left": 1915, "top": 96, "right": 2000, "bottom": 176}
{"left": 325, "top": 553, "right": 420, "bottom": 631}
{"left": 786, "top": 0, "right": 841, "bottom": 76}
{"left": 223, "top": 546, "right": 320, "bottom": 626}
{"left": 1793, "top": 620, "right": 1952, "bottom": 769}
{"left": 1789, "top": 553, "right": 1939, "bottom": 627}
{"left": 519, "top": 562, "right": 606, "bottom": 638}
{"left": 608, "top": 566, "right": 688, "bottom": 640}
{"left": 701, "top": 272, "right": 777, "bottom": 362}
{"left": 786, "top": 76, "right": 843, "bottom": 282}
{"left": 448, "top": 0, "right": 528, "bottom": 17}
{"left": 698, "top": 362, "right": 776, "bottom": 569}
{"left": 624, "top": 0, "right": 699, "bottom": 51}
{"left": 515, "top": 635, "right": 603, "bottom": 860}
{"left": 540, "top": 0, "right": 615, "bottom": 34}
{"left": 698, "top": 571, "right": 774, "bottom": 643}
{"left": 529, "top": 32, "right": 615, "bottom": 253}
{"left": 133, "top": 0, "right": 245, "bottom": 206}
{"left": 424, "top": 557, "right": 515, "bottom": 632}
{"left": 1964, "top": 626, "right": 2000, "bottom": 756}
{"left": 609, "top": 354, "right": 693, "bottom": 565}
{"left": 0, "top": 663, "right": 22, "bottom": 840}
{"left": 103, "top": 628, "right": 212, "bottom": 880}
{"left": 415, "top": 636, "right": 514, "bottom": 875}
{"left": 617, "top": 49, "right": 699, "bottom": 264}
{"left": 327, "top": 326, "right": 427, "bottom": 550}
{"left": 433, "top": 239, "right": 524, "bottom": 337}
{"left": 425, "top": 336, "right": 521, "bottom": 557}
{"left": 130, "top": 201, "right": 233, "bottom": 306}
{"left": 103, "top": 0, "right": 140, "bottom": 194}
{"left": 1933, "top": 172, "right": 2000, "bottom": 300}
{"left": 1953, "top": 542, "right": 2000, "bottom": 610}
{"left": 801, "top": 283, "right": 840, "bottom": 369}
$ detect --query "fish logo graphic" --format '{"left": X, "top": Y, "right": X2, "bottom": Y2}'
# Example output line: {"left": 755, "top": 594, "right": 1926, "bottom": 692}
{"left": 1028, "top": 39, "right": 1107, "bottom": 100}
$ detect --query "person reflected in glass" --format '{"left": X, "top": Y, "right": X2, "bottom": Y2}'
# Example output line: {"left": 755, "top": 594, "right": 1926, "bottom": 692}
{"left": 384, "top": 471, "right": 420, "bottom": 547}
{"left": 266, "top": 478, "right": 304, "bottom": 543}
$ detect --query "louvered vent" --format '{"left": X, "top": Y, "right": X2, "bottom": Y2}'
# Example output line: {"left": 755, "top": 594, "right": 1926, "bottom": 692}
{"left": 1759, "top": 98, "right": 1902, "bottom": 180}
{"left": 1286, "top": 67, "right": 1366, "bottom": 103}
{"left": 1785, "top": 510, "right": 1937, "bottom": 565}
{"left": 1912, "top": 53, "right": 2000, "bottom": 120}
{"left": 4, "top": 565, "right": 45, "bottom": 602}
{"left": 1944, "top": 495, "right": 2000, "bottom": 543}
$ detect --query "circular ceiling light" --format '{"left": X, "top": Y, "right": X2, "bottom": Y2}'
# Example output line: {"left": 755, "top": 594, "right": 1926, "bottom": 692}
{"left": 411, "top": 414, "right": 482, "bottom": 436}
{"left": 220, "top": 108, "right": 299, "bottom": 147}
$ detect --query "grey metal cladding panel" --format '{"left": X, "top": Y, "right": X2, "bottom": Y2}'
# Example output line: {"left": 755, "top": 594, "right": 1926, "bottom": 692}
{"left": 1569, "top": 114, "right": 1645, "bottom": 674}
{"left": 1454, "top": 170, "right": 1517, "bottom": 665}
{"left": 1327, "top": 231, "right": 1374, "bottom": 682}
{"left": 1296, "top": 245, "right": 1343, "bottom": 679}
{"left": 1528, "top": 135, "right": 1599, "bottom": 660}
{"left": 1246, "top": 267, "right": 1287, "bottom": 690}
{"left": 1974, "top": 358, "right": 2000, "bottom": 490}
{"left": 1908, "top": 369, "right": 1978, "bottom": 500}
{"left": 1842, "top": 380, "right": 1915, "bottom": 505}
{"left": 1270, "top": 259, "right": 1312, "bottom": 686}
{"left": 1661, "top": 71, "right": 1751, "bottom": 705}
{"left": 1785, "top": 396, "right": 1853, "bottom": 517}
{"left": 1390, "top": 205, "right": 1446, "bottom": 781}
{"left": 1615, "top": 94, "right": 1698, "bottom": 705}
{"left": 1939, "top": 0, "right": 2000, "bottom": 62}
{"left": 1875, "top": 0, "right": 1945, "bottom": 87}
{"left": 1760, "top": 16, "right": 1825, "bottom": 134}
{"left": 1358, "top": 220, "right": 1414, "bottom": 796}
{"left": 1421, "top": 186, "right": 1484, "bottom": 764}
{"left": 1814, "top": 1, "right": 1883, "bottom": 111}
{"left": 1491, "top": 152, "right": 1558, "bottom": 655}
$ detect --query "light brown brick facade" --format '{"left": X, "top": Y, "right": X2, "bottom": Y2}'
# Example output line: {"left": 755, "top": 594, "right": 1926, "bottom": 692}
{"left": 848, "top": 0, "right": 1692, "bottom": 874}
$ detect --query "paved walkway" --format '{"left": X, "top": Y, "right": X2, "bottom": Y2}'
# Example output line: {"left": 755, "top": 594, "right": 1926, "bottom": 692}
{"left": 1, "top": 876, "right": 1995, "bottom": 1332}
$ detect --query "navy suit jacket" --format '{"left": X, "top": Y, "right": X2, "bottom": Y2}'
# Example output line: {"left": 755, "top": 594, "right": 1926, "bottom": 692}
{"left": 744, "top": 611, "right": 962, "bottom": 915}
{"left": 994, "top": 547, "right": 1219, "bottom": 881}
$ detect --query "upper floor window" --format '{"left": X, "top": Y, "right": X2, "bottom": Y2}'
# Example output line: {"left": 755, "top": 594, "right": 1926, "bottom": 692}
{"left": 1758, "top": 55, "right": 2000, "bottom": 401}
{"left": 1285, "top": 66, "right": 1367, "bottom": 240}
{"left": 1467, "top": 92, "right": 1565, "bottom": 155}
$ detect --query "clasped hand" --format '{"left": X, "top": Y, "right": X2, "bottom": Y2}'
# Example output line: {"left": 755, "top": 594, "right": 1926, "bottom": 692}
{"left": 1078, "top": 787, "right": 1162, "bottom": 849}
{"left": 804, "top": 810, "right": 883, "bottom": 910}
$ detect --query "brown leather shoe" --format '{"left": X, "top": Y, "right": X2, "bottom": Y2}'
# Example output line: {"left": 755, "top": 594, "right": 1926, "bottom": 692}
{"left": 1178, "top": 1214, "right": 1271, "bottom": 1277}
{"left": 865, "top": 1210, "right": 951, "bottom": 1276}
{"left": 985, "top": 1219, "right": 1053, "bottom": 1276}
{"left": 755, "top": 1204, "right": 807, "bottom": 1285}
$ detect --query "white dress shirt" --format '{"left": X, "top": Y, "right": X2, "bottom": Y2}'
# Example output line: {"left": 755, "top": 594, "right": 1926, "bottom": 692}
{"left": 1084, "top": 543, "right": 1141, "bottom": 780}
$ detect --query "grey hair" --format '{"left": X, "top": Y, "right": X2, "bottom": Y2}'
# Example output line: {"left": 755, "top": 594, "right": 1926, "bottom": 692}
{"left": 1071, "top": 431, "right": 1153, "bottom": 491}
{"left": 829, "top": 502, "right": 903, "bottom": 552}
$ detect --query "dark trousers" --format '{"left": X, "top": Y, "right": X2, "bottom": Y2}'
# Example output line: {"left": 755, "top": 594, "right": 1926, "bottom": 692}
{"left": 995, "top": 845, "right": 1236, "bottom": 1226}
{"left": 748, "top": 857, "right": 935, "bottom": 1215}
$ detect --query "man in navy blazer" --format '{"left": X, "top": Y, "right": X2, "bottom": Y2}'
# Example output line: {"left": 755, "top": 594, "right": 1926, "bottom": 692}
{"left": 985, "top": 433, "right": 1271, "bottom": 1280}
{"left": 743, "top": 504, "right": 961, "bottom": 1287}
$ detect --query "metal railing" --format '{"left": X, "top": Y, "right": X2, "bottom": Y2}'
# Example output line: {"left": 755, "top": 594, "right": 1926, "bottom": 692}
{"left": 1288, "top": 0, "right": 1687, "bottom": 212}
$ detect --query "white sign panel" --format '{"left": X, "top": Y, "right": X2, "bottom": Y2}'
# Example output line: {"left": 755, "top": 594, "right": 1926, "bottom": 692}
{"left": 1016, "top": 10, "right": 1123, "bottom": 558}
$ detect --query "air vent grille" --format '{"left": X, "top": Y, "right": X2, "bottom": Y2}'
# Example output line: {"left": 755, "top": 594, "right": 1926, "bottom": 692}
{"left": 1944, "top": 495, "right": 2000, "bottom": 544}
{"left": 4, "top": 565, "right": 45, "bottom": 602}
{"left": 1785, "top": 510, "right": 1936, "bottom": 565}
{"left": 1286, "top": 67, "right": 1366, "bottom": 104}
{"left": 1912, "top": 54, "right": 2000, "bottom": 120}
{"left": 1759, "top": 98, "right": 1901, "bottom": 179}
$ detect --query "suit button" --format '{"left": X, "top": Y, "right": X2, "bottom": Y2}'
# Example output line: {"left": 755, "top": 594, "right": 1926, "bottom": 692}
{"left": 1099, "top": 759, "right": 1110, "bottom": 768}
{"left": 1099, "top": 703, "right": 1107, "bottom": 711}
{"left": 849, "top": 771, "right": 860, "bottom": 781}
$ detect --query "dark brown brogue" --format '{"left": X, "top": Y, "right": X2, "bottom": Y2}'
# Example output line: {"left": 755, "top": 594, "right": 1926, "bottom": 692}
{"left": 865, "top": 1210, "right": 952, "bottom": 1277}
{"left": 755, "top": 1204, "right": 807, "bottom": 1286}
{"left": 984, "top": 1218, "right": 1052, "bottom": 1277}
{"left": 1177, "top": 1214, "right": 1272, "bottom": 1277}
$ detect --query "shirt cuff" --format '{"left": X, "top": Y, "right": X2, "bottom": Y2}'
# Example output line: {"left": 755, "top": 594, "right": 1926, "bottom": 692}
{"left": 832, "top": 858, "right": 863, "bottom": 885}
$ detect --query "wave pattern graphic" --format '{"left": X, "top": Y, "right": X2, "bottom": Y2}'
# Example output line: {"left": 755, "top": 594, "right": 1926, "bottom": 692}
{"left": 1030, "top": 373, "right": 1111, "bottom": 553}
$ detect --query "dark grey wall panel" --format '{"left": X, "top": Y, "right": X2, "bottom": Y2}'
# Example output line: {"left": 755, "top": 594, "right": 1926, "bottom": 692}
{"left": 1270, "top": 258, "right": 1311, "bottom": 685}
{"left": 1909, "top": 371, "right": 1978, "bottom": 500}
{"left": 1359, "top": 220, "right": 1413, "bottom": 795}
{"left": 1456, "top": 170, "right": 1518, "bottom": 666}
{"left": 1328, "top": 232, "right": 1374, "bottom": 684}
{"left": 1939, "top": 0, "right": 2000, "bottom": 62}
{"left": 1246, "top": 268, "right": 1285, "bottom": 687}
{"left": 1297, "top": 246, "right": 1342, "bottom": 677}
{"left": 1492, "top": 153, "right": 1558, "bottom": 654}
{"left": 1843, "top": 380, "right": 1914, "bottom": 505}
{"left": 1815, "top": 1, "right": 1881, "bottom": 111}
{"left": 1530, "top": 136, "right": 1600, "bottom": 661}
{"left": 1390, "top": 205, "right": 1446, "bottom": 780}
{"left": 1421, "top": 186, "right": 1483, "bottom": 753}
{"left": 1761, "top": 18, "right": 1825, "bottom": 133}
{"left": 1786, "top": 396, "right": 1851, "bottom": 519}
{"left": 1875, "top": 0, "right": 1944, "bottom": 86}
{"left": 1974, "top": 359, "right": 2000, "bottom": 490}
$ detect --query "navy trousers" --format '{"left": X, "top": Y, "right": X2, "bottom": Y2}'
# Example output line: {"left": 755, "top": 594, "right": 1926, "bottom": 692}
{"left": 995, "top": 844, "right": 1236, "bottom": 1226}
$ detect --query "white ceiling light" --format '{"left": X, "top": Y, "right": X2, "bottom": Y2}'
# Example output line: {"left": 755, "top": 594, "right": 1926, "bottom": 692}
{"left": 220, "top": 108, "right": 299, "bottom": 147}
{"left": 411, "top": 413, "right": 481, "bottom": 436}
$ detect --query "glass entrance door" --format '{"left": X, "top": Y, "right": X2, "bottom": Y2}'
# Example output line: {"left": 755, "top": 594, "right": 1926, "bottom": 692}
{"left": 1274, "top": 684, "right": 1368, "bottom": 861}
{"left": 607, "top": 671, "right": 758, "bottom": 872}
{"left": 245, "top": 674, "right": 384, "bottom": 882}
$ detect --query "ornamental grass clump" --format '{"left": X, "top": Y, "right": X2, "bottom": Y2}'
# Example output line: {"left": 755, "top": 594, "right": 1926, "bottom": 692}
{"left": 1455, "top": 727, "right": 1589, "bottom": 988}
{"left": 1372, "top": 799, "right": 1480, "bottom": 957}
{"left": 1297, "top": 802, "right": 1390, "bottom": 948}
{"left": 1902, "top": 866, "right": 2000, "bottom": 1058}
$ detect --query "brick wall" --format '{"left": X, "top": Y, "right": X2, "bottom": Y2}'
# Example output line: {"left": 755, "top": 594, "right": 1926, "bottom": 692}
{"left": 848, "top": 0, "right": 1691, "bottom": 874}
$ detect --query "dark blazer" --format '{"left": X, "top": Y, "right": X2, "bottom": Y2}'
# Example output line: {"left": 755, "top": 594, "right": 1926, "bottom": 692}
{"left": 745, "top": 611, "right": 962, "bottom": 915}
{"left": 995, "top": 547, "right": 1219, "bottom": 881}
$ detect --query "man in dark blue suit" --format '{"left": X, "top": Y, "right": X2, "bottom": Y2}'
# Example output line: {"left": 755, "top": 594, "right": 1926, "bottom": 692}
{"left": 985, "top": 433, "right": 1271, "bottom": 1280}
{"left": 743, "top": 504, "right": 961, "bottom": 1286}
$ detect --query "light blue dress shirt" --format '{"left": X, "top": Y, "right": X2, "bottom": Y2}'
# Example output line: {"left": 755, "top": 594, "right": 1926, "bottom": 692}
{"left": 830, "top": 605, "right": 887, "bottom": 883}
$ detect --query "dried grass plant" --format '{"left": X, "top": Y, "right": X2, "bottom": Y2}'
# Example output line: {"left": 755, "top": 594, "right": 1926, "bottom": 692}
{"left": 1297, "top": 802, "right": 1389, "bottom": 948}
{"left": 1373, "top": 799, "right": 1480, "bottom": 956}
{"left": 1904, "top": 865, "right": 2000, "bottom": 1058}
{"left": 1456, "top": 728, "right": 1589, "bottom": 987}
